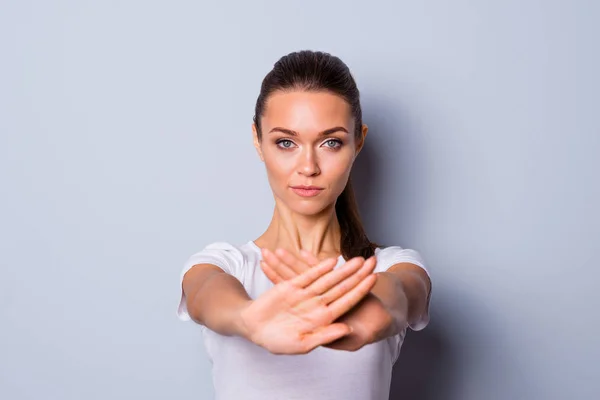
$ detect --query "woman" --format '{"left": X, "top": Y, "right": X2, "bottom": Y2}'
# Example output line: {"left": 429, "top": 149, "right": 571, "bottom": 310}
{"left": 177, "top": 50, "right": 432, "bottom": 400}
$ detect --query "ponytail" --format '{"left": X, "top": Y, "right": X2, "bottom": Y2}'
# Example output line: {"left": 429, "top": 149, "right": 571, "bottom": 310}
{"left": 335, "top": 178, "right": 379, "bottom": 260}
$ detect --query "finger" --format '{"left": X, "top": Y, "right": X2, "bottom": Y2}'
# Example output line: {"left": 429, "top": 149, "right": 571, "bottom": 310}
{"left": 261, "top": 248, "right": 296, "bottom": 280}
{"left": 275, "top": 248, "right": 311, "bottom": 275}
{"left": 305, "top": 256, "right": 367, "bottom": 297}
{"left": 290, "top": 257, "right": 339, "bottom": 288}
{"left": 299, "top": 249, "right": 320, "bottom": 267}
{"left": 260, "top": 260, "right": 284, "bottom": 284}
{"left": 302, "top": 322, "right": 352, "bottom": 353}
{"left": 319, "top": 256, "right": 377, "bottom": 304}
{"left": 328, "top": 273, "right": 378, "bottom": 320}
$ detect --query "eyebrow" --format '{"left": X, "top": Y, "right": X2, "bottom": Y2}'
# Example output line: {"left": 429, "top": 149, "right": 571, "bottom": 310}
{"left": 268, "top": 126, "right": 349, "bottom": 136}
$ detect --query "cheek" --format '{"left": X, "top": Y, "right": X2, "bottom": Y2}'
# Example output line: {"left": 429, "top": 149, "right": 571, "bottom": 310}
{"left": 262, "top": 152, "right": 295, "bottom": 193}
{"left": 321, "top": 152, "right": 354, "bottom": 179}
{"left": 323, "top": 154, "right": 352, "bottom": 197}
{"left": 263, "top": 153, "right": 294, "bottom": 178}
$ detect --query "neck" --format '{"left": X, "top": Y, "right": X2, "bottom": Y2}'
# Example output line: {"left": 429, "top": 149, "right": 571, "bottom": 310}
{"left": 256, "top": 199, "right": 342, "bottom": 259}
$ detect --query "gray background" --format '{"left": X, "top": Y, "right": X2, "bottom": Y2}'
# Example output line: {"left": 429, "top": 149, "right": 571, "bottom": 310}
{"left": 1, "top": 1, "right": 598, "bottom": 399}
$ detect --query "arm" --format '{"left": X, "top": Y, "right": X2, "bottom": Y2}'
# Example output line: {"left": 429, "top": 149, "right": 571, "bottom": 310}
{"left": 182, "top": 258, "right": 379, "bottom": 355}
{"left": 181, "top": 265, "right": 252, "bottom": 339}
{"left": 369, "top": 263, "right": 431, "bottom": 340}
{"left": 259, "top": 248, "right": 431, "bottom": 351}
{"left": 324, "top": 263, "right": 430, "bottom": 350}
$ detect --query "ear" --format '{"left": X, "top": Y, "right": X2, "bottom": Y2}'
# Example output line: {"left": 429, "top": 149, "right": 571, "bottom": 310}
{"left": 252, "top": 123, "right": 264, "bottom": 162}
{"left": 354, "top": 124, "right": 368, "bottom": 158}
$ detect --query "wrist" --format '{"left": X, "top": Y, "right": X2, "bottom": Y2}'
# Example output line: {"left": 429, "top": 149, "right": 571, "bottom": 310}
{"left": 234, "top": 299, "right": 254, "bottom": 341}
{"left": 376, "top": 272, "right": 409, "bottom": 334}
{"left": 365, "top": 293, "right": 399, "bottom": 343}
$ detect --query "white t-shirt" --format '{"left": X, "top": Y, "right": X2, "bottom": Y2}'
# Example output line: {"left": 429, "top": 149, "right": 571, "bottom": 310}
{"left": 177, "top": 241, "right": 430, "bottom": 400}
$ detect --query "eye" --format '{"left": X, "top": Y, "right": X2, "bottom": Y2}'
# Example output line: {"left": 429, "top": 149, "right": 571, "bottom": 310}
{"left": 276, "top": 139, "right": 295, "bottom": 149}
{"left": 323, "top": 139, "right": 342, "bottom": 149}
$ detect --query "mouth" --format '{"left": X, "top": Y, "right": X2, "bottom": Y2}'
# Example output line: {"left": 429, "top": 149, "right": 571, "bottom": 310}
{"left": 290, "top": 186, "right": 324, "bottom": 198}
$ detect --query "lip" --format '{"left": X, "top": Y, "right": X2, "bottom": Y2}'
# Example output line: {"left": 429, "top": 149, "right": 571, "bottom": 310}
{"left": 291, "top": 185, "right": 323, "bottom": 190}
{"left": 290, "top": 186, "right": 324, "bottom": 198}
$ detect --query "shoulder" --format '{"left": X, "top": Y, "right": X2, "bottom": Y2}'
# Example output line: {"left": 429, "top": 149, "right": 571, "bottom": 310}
{"left": 186, "top": 241, "right": 244, "bottom": 264}
{"left": 182, "top": 241, "right": 259, "bottom": 279}
{"left": 194, "top": 241, "right": 247, "bottom": 257}
{"left": 177, "top": 241, "right": 259, "bottom": 322}
{"left": 374, "top": 244, "right": 428, "bottom": 274}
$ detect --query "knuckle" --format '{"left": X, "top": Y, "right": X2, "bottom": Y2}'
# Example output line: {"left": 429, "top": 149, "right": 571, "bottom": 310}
{"left": 324, "top": 308, "right": 336, "bottom": 323}
{"left": 304, "top": 286, "right": 320, "bottom": 297}
{"left": 338, "top": 281, "right": 351, "bottom": 293}
{"left": 318, "top": 294, "right": 331, "bottom": 307}
{"left": 317, "top": 294, "right": 328, "bottom": 306}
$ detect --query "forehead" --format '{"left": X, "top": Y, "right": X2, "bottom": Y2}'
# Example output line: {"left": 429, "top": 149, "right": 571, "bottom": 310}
{"left": 262, "top": 91, "right": 353, "bottom": 133}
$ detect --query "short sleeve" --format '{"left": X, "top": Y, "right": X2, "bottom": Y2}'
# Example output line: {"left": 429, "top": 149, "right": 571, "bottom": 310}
{"left": 176, "top": 242, "right": 245, "bottom": 322}
{"left": 374, "top": 245, "right": 432, "bottom": 331}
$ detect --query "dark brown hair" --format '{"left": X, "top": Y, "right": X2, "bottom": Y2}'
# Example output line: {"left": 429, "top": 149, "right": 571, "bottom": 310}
{"left": 253, "top": 50, "right": 378, "bottom": 260}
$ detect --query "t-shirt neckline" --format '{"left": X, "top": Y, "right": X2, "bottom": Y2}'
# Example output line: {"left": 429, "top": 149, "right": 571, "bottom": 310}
{"left": 248, "top": 240, "right": 346, "bottom": 261}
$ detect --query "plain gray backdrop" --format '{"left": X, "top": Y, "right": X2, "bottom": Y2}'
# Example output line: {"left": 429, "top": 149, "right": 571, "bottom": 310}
{"left": 1, "top": 1, "right": 598, "bottom": 399}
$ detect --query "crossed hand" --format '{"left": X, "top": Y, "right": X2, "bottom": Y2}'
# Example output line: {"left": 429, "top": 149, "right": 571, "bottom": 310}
{"left": 238, "top": 247, "right": 381, "bottom": 355}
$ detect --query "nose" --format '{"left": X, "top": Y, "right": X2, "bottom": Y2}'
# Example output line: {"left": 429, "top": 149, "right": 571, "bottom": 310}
{"left": 297, "top": 147, "right": 320, "bottom": 177}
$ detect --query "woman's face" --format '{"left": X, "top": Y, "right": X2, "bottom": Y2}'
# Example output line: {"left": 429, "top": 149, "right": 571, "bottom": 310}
{"left": 253, "top": 90, "right": 367, "bottom": 216}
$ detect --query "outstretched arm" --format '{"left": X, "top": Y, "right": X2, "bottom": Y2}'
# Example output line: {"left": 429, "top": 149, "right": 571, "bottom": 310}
{"left": 260, "top": 248, "right": 431, "bottom": 351}
{"left": 368, "top": 262, "right": 431, "bottom": 339}
{"left": 183, "top": 256, "right": 379, "bottom": 354}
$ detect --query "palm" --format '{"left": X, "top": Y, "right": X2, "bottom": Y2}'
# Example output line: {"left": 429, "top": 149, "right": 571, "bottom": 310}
{"left": 242, "top": 281, "right": 338, "bottom": 354}
{"left": 259, "top": 247, "right": 380, "bottom": 351}
{"left": 241, "top": 255, "right": 377, "bottom": 355}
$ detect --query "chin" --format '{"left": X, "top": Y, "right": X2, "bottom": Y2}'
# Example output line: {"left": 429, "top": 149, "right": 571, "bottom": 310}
{"left": 288, "top": 199, "right": 335, "bottom": 217}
